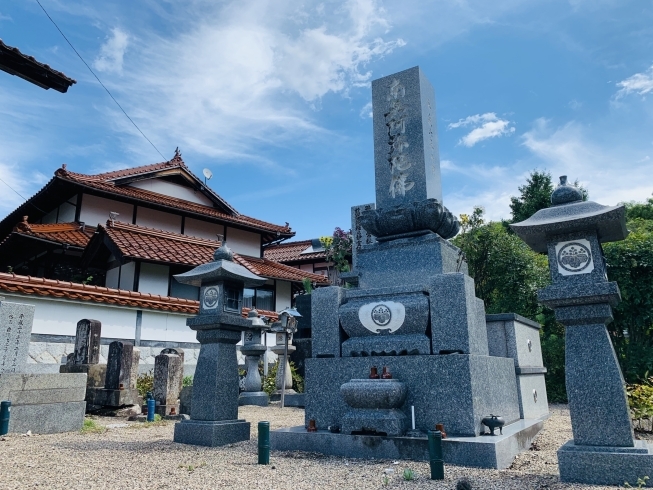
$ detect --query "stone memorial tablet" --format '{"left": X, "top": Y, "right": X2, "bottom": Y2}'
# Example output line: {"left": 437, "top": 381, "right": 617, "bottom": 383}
{"left": 0, "top": 301, "right": 35, "bottom": 374}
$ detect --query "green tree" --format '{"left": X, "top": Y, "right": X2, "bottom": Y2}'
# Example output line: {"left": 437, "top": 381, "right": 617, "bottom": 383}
{"left": 509, "top": 171, "right": 554, "bottom": 223}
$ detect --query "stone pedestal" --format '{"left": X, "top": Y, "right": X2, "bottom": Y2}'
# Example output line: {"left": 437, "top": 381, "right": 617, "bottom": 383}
{"left": 87, "top": 341, "right": 141, "bottom": 408}
{"left": 174, "top": 327, "right": 251, "bottom": 446}
{"left": 239, "top": 343, "right": 268, "bottom": 407}
{"left": 270, "top": 340, "right": 296, "bottom": 402}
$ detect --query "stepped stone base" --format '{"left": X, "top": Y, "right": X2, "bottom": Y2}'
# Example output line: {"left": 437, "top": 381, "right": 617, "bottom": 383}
{"left": 0, "top": 373, "right": 87, "bottom": 434}
{"left": 238, "top": 391, "right": 269, "bottom": 406}
{"left": 271, "top": 417, "right": 545, "bottom": 469}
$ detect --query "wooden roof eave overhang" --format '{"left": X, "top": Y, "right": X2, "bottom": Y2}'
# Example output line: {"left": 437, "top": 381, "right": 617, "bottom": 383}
{"left": 59, "top": 176, "right": 293, "bottom": 244}
{"left": 0, "top": 232, "right": 85, "bottom": 269}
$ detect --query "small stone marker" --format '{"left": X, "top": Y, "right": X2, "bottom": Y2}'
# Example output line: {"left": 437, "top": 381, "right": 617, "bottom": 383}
{"left": 153, "top": 349, "right": 183, "bottom": 416}
{"left": 372, "top": 66, "right": 442, "bottom": 208}
{"left": 0, "top": 300, "right": 35, "bottom": 374}
{"left": 105, "top": 341, "right": 139, "bottom": 390}
{"left": 70, "top": 319, "right": 102, "bottom": 365}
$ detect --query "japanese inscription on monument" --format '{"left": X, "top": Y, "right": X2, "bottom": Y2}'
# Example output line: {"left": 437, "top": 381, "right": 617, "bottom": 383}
{"left": 372, "top": 66, "right": 443, "bottom": 209}
{"left": 0, "top": 300, "right": 35, "bottom": 374}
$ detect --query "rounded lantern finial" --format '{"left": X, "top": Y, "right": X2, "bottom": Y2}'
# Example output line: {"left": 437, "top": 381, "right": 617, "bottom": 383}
{"left": 213, "top": 242, "right": 234, "bottom": 262}
{"left": 551, "top": 175, "right": 583, "bottom": 206}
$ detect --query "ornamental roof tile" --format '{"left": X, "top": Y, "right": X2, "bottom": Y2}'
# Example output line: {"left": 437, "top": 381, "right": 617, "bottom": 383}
{"left": 0, "top": 272, "right": 198, "bottom": 314}
{"left": 263, "top": 239, "right": 327, "bottom": 263}
{"left": 97, "top": 221, "right": 329, "bottom": 284}
{"left": 10, "top": 218, "right": 93, "bottom": 248}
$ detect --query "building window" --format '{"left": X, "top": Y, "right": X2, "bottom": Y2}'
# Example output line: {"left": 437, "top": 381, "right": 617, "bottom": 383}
{"left": 223, "top": 286, "right": 242, "bottom": 313}
{"left": 243, "top": 287, "right": 275, "bottom": 311}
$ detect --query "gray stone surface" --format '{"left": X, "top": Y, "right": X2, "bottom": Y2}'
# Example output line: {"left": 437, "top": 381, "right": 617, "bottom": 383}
{"left": 305, "top": 355, "right": 519, "bottom": 437}
{"left": 238, "top": 391, "right": 268, "bottom": 406}
{"left": 173, "top": 419, "right": 250, "bottom": 447}
{"left": 566, "top": 323, "right": 633, "bottom": 447}
{"left": 179, "top": 385, "right": 192, "bottom": 415}
{"left": 515, "top": 373, "right": 549, "bottom": 419}
{"left": 430, "top": 274, "right": 489, "bottom": 355}
{"left": 8, "top": 401, "right": 86, "bottom": 434}
{"left": 310, "top": 287, "right": 345, "bottom": 358}
{"left": 351, "top": 203, "right": 376, "bottom": 269}
{"left": 0, "top": 300, "right": 35, "bottom": 374}
{"left": 372, "top": 66, "right": 442, "bottom": 208}
{"left": 0, "top": 372, "right": 87, "bottom": 434}
{"left": 105, "top": 341, "right": 139, "bottom": 390}
{"left": 342, "top": 334, "right": 430, "bottom": 357}
{"left": 271, "top": 417, "right": 544, "bottom": 469}
{"left": 558, "top": 440, "right": 653, "bottom": 485}
{"left": 86, "top": 387, "right": 141, "bottom": 407}
{"left": 353, "top": 233, "right": 465, "bottom": 290}
{"left": 153, "top": 352, "right": 183, "bottom": 415}
{"left": 341, "top": 408, "right": 407, "bottom": 436}
{"left": 486, "top": 315, "right": 544, "bottom": 368}
{"left": 70, "top": 319, "right": 101, "bottom": 365}
{"left": 340, "top": 379, "right": 407, "bottom": 409}
{"left": 283, "top": 393, "right": 305, "bottom": 408}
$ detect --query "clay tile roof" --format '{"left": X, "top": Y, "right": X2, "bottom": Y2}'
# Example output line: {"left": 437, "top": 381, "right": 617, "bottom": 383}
{"left": 264, "top": 239, "right": 327, "bottom": 263}
{"left": 54, "top": 158, "right": 292, "bottom": 237}
{"left": 99, "top": 221, "right": 329, "bottom": 284}
{"left": 0, "top": 272, "right": 199, "bottom": 314}
{"left": 0, "top": 38, "right": 76, "bottom": 93}
{"left": 10, "top": 218, "right": 93, "bottom": 248}
{"left": 241, "top": 307, "right": 278, "bottom": 322}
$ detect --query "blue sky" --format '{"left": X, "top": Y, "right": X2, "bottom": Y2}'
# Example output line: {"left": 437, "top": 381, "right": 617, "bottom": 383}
{"left": 1, "top": 0, "right": 652, "bottom": 240}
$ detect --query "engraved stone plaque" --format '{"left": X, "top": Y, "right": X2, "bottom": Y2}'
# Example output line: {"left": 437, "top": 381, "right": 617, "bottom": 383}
{"left": 358, "top": 301, "right": 406, "bottom": 334}
{"left": 203, "top": 286, "right": 219, "bottom": 309}
{"left": 555, "top": 239, "right": 594, "bottom": 276}
{"left": 0, "top": 301, "right": 35, "bottom": 374}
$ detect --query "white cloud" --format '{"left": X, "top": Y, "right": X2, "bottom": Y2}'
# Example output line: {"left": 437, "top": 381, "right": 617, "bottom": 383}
{"left": 448, "top": 112, "right": 515, "bottom": 147}
{"left": 615, "top": 64, "right": 653, "bottom": 98}
{"left": 359, "top": 101, "right": 373, "bottom": 118}
{"left": 93, "top": 27, "right": 129, "bottom": 74}
{"left": 95, "top": 0, "right": 405, "bottom": 167}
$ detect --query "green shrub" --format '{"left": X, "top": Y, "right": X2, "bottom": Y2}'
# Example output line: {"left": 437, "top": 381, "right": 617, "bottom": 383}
{"left": 627, "top": 376, "right": 653, "bottom": 431}
{"left": 262, "top": 360, "right": 304, "bottom": 396}
{"left": 182, "top": 375, "right": 193, "bottom": 387}
{"left": 136, "top": 370, "right": 154, "bottom": 398}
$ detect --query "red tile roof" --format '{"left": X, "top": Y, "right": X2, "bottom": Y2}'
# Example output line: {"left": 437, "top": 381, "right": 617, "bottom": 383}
{"left": 97, "top": 221, "right": 329, "bottom": 284}
{"left": 0, "top": 272, "right": 199, "bottom": 314}
{"left": 264, "top": 239, "right": 327, "bottom": 263}
{"left": 53, "top": 155, "right": 293, "bottom": 238}
{"left": 10, "top": 217, "right": 93, "bottom": 248}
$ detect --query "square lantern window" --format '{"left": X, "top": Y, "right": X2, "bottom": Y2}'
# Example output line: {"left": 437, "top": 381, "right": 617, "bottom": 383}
{"left": 223, "top": 285, "right": 242, "bottom": 313}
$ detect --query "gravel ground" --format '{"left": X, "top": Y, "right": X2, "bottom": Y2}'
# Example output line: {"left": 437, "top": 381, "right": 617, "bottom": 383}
{"left": 0, "top": 404, "right": 648, "bottom": 490}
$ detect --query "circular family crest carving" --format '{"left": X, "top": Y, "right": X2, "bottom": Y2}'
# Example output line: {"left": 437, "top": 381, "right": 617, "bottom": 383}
{"left": 371, "top": 304, "right": 392, "bottom": 327}
{"left": 557, "top": 242, "right": 592, "bottom": 273}
{"left": 203, "top": 287, "right": 219, "bottom": 309}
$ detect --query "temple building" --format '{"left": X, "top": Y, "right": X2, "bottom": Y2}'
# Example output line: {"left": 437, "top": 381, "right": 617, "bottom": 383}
{"left": 0, "top": 151, "right": 328, "bottom": 372}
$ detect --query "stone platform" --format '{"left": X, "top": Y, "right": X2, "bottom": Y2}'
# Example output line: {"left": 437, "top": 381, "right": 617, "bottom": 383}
{"left": 0, "top": 373, "right": 87, "bottom": 434}
{"left": 173, "top": 419, "right": 250, "bottom": 447}
{"left": 270, "top": 417, "right": 546, "bottom": 469}
{"left": 558, "top": 440, "right": 653, "bottom": 486}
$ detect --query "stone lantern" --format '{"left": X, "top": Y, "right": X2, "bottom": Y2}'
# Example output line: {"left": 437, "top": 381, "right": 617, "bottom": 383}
{"left": 511, "top": 176, "right": 653, "bottom": 485}
{"left": 172, "top": 242, "right": 267, "bottom": 447}
{"left": 270, "top": 308, "right": 301, "bottom": 407}
{"left": 238, "top": 309, "right": 269, "bottom": 406}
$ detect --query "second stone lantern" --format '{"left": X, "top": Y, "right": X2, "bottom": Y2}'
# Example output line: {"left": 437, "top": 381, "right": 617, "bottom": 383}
{"left": 239, "top": 310, "right": 270, "bottom": 406}
{"left": 172, "top": 242, "right": 267, "bottom": 447}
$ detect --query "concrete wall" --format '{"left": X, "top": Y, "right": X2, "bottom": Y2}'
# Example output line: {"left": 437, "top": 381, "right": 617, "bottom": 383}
{"left": 119, "top": 261, "right": 136, "bottom": 290}
{"left": 276, "top": 280, "right": 292, "bottom": 311}
{"left": 79, "top": 194, "right": 134, "bottom": 227}
{"left": 128, "top": 179, "right": 214, "bottom": 207}
{"left": 227, "top": 227, "right": 261, "bottom": 257}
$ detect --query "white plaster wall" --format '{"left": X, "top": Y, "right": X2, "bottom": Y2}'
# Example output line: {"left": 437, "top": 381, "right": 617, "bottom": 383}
{"left": 119, "top": 262, "right": 136, "bottom": 291}
{"left": 140, "top": 310, "right": 195, "bottom": 343}
{"left": 136, "top": 206, "right": 182, "bottom": 233}
{"left": 184, "top": 217, "right": 224, "bottom": 241}
{"left": 79, "top": 194, "right": 134, "bottom": 227}
{"left": 138, "top": 263, "right": 170, "bottom": 296}
{"left": 128, "top": 179, "right": 214, "bottom": 207}
{"left": 106, "top": 266, "right": 119, "bottom": 289}
{"left": 41, "top": 208, "right": 57, "bottom": 224}
{"left": 275, "top": 280, "right": 292, "bottom": 311}
{"left": 226, "top": 227, "right": 261, "bottom": 257}
{"left": 59, "top": 201, "right": 76, "bottom": 222}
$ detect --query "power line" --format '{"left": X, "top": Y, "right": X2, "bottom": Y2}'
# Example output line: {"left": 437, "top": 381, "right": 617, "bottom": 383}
{"left": 34, "top": 0, "right": 166, "bottom": 161}
{"left": 0, "top": 177, "right": 46, "bottom": 213}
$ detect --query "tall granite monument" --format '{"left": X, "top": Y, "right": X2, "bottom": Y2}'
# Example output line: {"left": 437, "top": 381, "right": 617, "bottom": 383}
{"left": 173, "top": 242, "right": 266, "bottom": 446}
{"left": 512, "top": 176, "right": 653, "bottom": 485}
{"left": 270, "top": 66, "right": 549, "bottom": 469}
